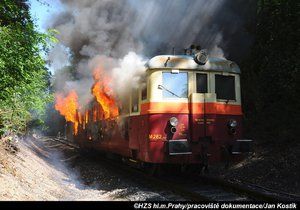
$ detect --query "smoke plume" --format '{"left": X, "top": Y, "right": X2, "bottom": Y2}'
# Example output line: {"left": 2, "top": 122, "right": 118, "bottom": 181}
{"left": 49, "top": 0, "right": 255, "bottom": 111}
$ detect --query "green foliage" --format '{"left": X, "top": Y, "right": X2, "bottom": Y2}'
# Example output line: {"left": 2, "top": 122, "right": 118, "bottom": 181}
{"left": 241, "top": 0, "right": 299, "bottom": 143}
{"left": 0, "top": 0, "right": 55, "bottom": 136}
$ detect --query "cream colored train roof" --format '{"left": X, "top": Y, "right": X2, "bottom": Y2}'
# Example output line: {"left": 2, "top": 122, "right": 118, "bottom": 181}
{"left": 146, "top": 55, "right": 241, "bottom": 74}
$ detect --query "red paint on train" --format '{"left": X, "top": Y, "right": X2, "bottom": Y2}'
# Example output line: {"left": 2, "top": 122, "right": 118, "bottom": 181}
{"left": 73, "top": 110, "right": 243, "bottom": 165}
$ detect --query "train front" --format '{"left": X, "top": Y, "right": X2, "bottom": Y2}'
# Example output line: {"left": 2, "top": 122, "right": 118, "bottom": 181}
{"left": 141, "top": 53, "right": 252, "bottom": 166}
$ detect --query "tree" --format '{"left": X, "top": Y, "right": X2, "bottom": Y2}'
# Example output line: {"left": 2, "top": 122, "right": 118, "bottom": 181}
{"left": 0, "top": 0, "right": 56, "bottom": 136}
{"left": 241, "top": 0, "right": 299, "bottom": 143}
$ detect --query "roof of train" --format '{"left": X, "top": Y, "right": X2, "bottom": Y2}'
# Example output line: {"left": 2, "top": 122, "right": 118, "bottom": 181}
{"left": 146, "top": 55, "right": 241, "bottom": 74}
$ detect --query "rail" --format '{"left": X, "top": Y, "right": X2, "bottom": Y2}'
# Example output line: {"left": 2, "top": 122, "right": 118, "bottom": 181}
{"left": 43, "top": 136, "right": 300, "bottom": 201}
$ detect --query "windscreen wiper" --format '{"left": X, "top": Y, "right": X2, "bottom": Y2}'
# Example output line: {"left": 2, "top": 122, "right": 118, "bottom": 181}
{"left": 158, "top": 85, "right": 181, "bottom": 98}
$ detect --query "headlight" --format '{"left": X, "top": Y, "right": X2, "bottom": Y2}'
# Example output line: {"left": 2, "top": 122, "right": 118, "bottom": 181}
{"left": 169, "top": 117, "right": 178, "bottom": 127}
{"left": 228, "top": 119, "right": 237, "bottom": 128}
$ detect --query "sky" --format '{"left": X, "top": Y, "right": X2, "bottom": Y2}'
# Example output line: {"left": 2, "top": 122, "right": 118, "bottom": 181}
{"left": 28, "top": 0, "right": 63, "bottom": 32}
{"left": 28, "top": 0, "right": 66, "bottom": 73}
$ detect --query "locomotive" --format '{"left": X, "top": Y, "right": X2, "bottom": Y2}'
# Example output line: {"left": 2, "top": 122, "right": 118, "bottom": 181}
{"left": 68, "top": 50, "right": 252, "bottom": 171}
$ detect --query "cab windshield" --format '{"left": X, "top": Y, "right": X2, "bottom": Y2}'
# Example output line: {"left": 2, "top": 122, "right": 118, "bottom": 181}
{"left": 162, "top": 72, "right": 188, "bottom": 99}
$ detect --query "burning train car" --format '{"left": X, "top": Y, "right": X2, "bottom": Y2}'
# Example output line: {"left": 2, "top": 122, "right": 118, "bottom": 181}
{"left": 56, "top": 50, "right": 252, "bottom": 170}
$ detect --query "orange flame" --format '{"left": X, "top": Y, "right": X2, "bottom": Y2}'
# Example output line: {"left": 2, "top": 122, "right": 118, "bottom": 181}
{"left": 54, "top": 66, "right": 119, "bottom": 136}
{"left": 55, "top": 90, "right": 79, "bottom": 134}
{"left": 92, "top": 67, "right": 119, "bottom": 119}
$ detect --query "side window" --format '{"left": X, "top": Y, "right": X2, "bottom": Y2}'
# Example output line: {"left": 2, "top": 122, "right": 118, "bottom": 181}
{"left": 196, "top": 73, "right": 208, "bottom": 93}
{"left": 119, "top": 96, "right": 129, "bottom": 115}
{"left": 131, "top": 88, "right": 139, "bottom": 113}
{"left": 141, "top": 84, "right": 147, "bottom": 101}
{"left": 215, "top": 75, "right": 236, "bottom": 100}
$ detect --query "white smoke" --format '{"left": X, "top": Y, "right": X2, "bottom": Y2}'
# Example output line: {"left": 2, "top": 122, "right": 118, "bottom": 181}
{"left": 209, "top": 33, "right": 225, "bottom": 58}
{"left": 112, "top": 52, "right": 146, "bottom": 95}
{"left": 48, "top": 44, "right": 70, "bottom": 72}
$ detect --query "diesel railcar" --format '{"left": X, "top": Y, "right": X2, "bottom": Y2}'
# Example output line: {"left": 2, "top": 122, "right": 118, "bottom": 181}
{"left": 69, "top": 52, "right": 252, "bottom": 170}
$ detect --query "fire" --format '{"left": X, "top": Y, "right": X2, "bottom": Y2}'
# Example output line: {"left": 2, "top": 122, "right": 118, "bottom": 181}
{"left": 55, "top": 90, "right": 80, "bottom": 134}
{"left": 92, "top": 67, "right": 119, "bottom": 119}
{"left": 55, "top": 66, "right": 119, "bottom": 135}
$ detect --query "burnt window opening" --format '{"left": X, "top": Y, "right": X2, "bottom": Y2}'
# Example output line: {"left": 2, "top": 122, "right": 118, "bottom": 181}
{"left": 215, "top": 75, "right": 236, "bottom": 100}
{"left": 141, "top": 84, "right": 147, "bottom": 101}
{"left": 131, "top": 88, "right": 139, "bottom": 113}
{"left": 119, "top": 97, "right": 129, "bottom": 114}
{"left": 196, "top": 73, "right": 208, "bottom": 93}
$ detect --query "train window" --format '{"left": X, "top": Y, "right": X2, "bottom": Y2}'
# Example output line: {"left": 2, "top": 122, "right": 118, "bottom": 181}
{"left": 131, "top": 88, "right": 139, "bottom": 113}
{"left": 162, "top": 72, "right": 188, "bottom": 98}
{"left": 119, "top": 97, "right": 129, "bottom": 114}
{"left": 196, "top": 73, "right": 208, "bottom": 93}
{"left": 141, "top": 83, "right": 147, "bottom": 101}
{"left": 215, "top": 75, "right": 236, "bottom": 100}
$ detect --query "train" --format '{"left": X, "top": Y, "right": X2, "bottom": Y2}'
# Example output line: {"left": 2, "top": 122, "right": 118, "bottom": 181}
{"left": 67, "top": 49, "right": 252, "bottom": 172}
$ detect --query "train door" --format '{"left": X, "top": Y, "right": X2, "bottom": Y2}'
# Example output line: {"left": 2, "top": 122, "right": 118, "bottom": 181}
{"left": 189, "top": 72, "right": 212, "bottom": 165}
{"left": 190, "top": 73, "right": 208, "bottom": 142}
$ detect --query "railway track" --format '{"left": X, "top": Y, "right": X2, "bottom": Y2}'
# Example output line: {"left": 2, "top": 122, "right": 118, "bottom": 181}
{"left": 40, "top": 136, "right": 300, "bottom": 201}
